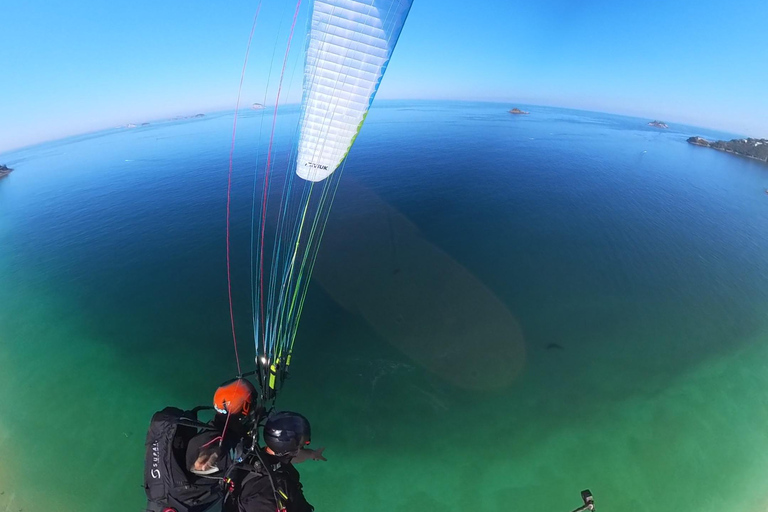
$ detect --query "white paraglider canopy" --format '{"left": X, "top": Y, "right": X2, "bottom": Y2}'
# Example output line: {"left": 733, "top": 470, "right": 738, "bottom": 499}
{"left": 296, "top": 0, "right": 413, "bottom": 182}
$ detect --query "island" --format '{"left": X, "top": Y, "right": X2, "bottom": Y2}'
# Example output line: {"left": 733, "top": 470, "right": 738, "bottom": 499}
{"left": 252, "top": 103, "right": 265, "bottom": 110}
{"left": 0, "top": 164, "right": 13, "bottom": 179}
{"left": 509, "top": 108, "right": 530, "bottom": 115}
{"left": 687, "top": 136, "right": 768, "bottom": 163}
{"left": 648, "top": 120, "right": 669, "bottom": 129}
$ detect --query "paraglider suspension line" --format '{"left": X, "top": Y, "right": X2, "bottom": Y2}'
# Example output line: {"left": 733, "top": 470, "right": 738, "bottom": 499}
{"left": 225, "top": 3, "right": 262, "bottom": 375}
{"left": 256, "top": 0, "right": 303, "bottom": 367}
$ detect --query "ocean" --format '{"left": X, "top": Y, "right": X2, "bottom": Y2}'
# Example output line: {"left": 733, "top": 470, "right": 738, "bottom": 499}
{"left": 1, "top": 101, "right": 768, "bottom": 512}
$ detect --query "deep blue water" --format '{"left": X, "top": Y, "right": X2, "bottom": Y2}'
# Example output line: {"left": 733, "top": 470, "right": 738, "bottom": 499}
{"left": 2, "top": 102, "right": 768, "bottom": 512}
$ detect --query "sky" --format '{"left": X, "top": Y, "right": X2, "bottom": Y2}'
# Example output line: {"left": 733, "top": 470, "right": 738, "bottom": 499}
{"left": 1, "top": 0, "right": 767, "bottom": 153}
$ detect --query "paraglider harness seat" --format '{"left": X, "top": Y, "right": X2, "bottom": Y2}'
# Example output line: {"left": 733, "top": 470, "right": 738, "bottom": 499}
{"left": 143, "top": 406, "right": 225, "bottom": 512}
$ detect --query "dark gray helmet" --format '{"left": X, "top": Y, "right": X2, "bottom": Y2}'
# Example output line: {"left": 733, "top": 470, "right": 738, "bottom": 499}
{"left": 263, "top": 412, "right": 311, "bottom": 456}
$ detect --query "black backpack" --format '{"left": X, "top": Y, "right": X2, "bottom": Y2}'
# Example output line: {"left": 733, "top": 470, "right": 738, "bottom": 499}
{"left": 143, "top": 406, "right": 223, "bottom": 512}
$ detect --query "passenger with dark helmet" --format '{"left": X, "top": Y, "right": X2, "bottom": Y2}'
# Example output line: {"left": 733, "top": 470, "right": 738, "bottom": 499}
{"left": 143, "top": 379, "right": 323, "bottom": 512}
{"left": 227, "top": 412, "right": 316, "bottom": 512}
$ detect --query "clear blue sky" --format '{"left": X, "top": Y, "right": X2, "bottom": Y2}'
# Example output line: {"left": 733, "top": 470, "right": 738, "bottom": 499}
{"left": 2, "top": 0, "right": 767, "bottom": 153}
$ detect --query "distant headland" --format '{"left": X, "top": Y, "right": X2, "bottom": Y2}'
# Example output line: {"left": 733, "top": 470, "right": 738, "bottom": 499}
{"left": 648, "top": 120, "right": 668, "bottom": 129}
{"left": 173, "top": 113, "right": 205, "bottom": 120}
{"left": 509, "top": 108, "right": 530, "bottom": 115}
{"left": 687, "top": 136, "right": 768, "bottom": 163}
{"left": 124, "top": 122, "right": 152, "bottom": 128}
{"left": 0, "top": 164, "right": 13, "bottom": 179}
{"left": 123, "top": 113, "right": 205, "bottom": 129}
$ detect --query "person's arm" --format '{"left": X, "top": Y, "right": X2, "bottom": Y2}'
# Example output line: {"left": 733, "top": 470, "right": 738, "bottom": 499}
{"left": 186, "top": 431, "right": 225, "bottom": 474}
{"left": 285, "top": 465, "right": 314, "bottom": 512}
{"left": 291, "top": 446, "right": 327, "bottom": 464}
{"left": 288, "top": 480, "right": 314, "bottom": 512}
{"left": 238, "top": 475, "right": 280, "bottom": 512}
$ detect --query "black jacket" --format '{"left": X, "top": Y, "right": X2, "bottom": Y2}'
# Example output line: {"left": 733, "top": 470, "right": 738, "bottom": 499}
{"left": 227, "top": 453, "right": 314, "bottom": 512}
{"left": 183, "top": 427, "right": 312, "bottom": 512}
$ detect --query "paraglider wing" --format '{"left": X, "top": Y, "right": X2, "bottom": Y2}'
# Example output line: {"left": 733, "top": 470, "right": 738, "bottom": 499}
{"left": 296, "top": 0, "right": 414, "bottom": 182}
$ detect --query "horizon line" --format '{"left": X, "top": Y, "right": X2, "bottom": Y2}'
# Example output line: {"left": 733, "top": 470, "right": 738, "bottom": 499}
{"left": 0, "top": 99, "right": 756, "bottom": 157}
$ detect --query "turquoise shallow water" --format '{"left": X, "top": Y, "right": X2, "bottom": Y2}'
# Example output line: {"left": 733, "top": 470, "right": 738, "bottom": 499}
{"left": 2, "top": 101, "right": 768, "bottom": 511}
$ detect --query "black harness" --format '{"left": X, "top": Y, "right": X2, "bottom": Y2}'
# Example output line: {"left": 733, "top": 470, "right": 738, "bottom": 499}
{"left": 143, "top": 406, "right": 222, "bottom": 512}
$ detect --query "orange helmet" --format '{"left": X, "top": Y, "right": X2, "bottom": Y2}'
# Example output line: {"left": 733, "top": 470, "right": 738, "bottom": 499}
{"left": 213, "top": 379, "right": 256, "bottom": 416}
